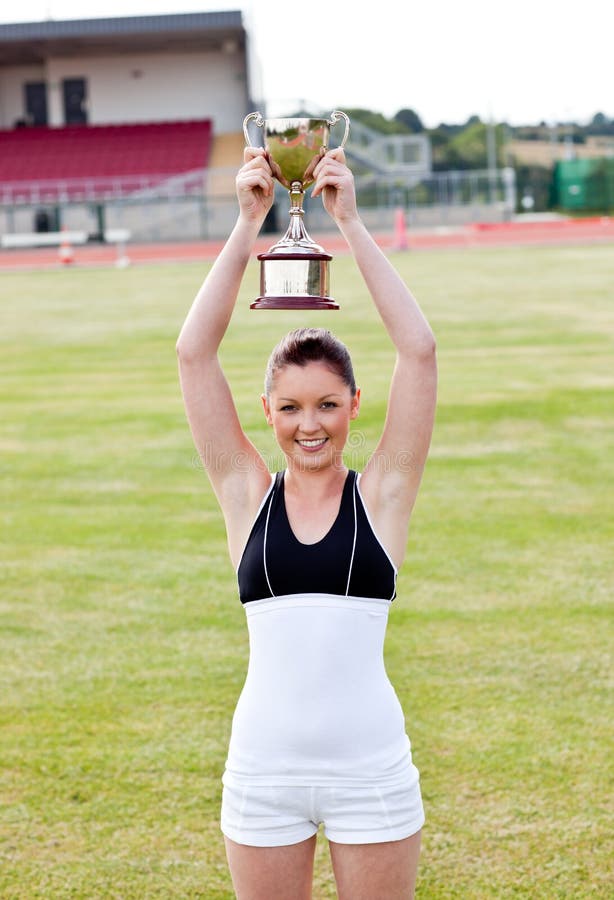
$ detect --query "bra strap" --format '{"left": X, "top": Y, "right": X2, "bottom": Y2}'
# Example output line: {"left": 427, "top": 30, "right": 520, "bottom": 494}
{"left": 344, "top": 471, "right": 358, "bottom": 596}
{"left": 262, "top": 473, "right": 280, "bottom": 598}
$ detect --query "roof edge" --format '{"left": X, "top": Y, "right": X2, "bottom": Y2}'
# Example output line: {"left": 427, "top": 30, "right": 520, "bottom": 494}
{"left": 0, "top": 10, "right": 244, "bottom": 41}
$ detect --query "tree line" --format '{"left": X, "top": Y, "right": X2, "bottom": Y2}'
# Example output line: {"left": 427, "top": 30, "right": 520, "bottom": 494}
{"left": 339, "top": 108, "right": 614, "bottom": 211}
{"left": 344, "top": 108, "right": 614, "bottom": 172}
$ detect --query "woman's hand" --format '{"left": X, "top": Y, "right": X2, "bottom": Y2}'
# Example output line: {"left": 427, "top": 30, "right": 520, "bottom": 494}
{"left": 311, "top": 149, "right": 359, "bottom": 226}
{"left": 236, "top": 147, "right": 275, "bottom": 226}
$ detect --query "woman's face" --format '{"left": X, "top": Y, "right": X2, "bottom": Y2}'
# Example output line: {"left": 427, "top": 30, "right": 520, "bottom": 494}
{"left": 262, "top": 361, "right": 360, "bottom": 471}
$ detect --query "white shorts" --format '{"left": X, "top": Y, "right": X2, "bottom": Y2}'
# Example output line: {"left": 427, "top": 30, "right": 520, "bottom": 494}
{"left": 220, "top": 777, "right": 425, "bottom": 847}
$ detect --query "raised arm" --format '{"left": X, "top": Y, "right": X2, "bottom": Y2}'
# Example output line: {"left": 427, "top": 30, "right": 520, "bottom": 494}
{"left": 312, "top": 150, "right": 437, "bottom": 564}
{"left": 176, "top": 148, "right": 275, "bottom": 564}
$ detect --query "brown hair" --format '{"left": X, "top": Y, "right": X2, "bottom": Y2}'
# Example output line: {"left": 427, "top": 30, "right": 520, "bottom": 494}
{"left": 264, "top": 328, "right": 356, "bottom": 397}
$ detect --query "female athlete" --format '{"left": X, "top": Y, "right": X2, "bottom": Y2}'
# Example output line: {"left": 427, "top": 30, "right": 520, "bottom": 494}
{"left": 176, "top": 146, "right": 437, "bottom": 899}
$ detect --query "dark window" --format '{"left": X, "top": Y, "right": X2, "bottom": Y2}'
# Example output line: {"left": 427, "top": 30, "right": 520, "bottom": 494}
{"left": 62, "top": 78, "right": 88, "bottom": 125}
{"left": 25, "top": 82, "right": 48, "bottom": 126}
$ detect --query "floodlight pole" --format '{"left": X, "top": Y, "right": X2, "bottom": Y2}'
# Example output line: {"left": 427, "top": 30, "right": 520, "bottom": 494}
{"left": 487, "top": 116, "right": 497, "bottom": 205}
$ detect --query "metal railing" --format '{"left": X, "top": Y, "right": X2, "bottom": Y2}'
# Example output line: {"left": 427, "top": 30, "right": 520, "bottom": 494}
{"left": 0, "top": 166, "right": 517, "bottom": 241}
{"left": 0, "top": 169, "right": 205, "bottom": 205}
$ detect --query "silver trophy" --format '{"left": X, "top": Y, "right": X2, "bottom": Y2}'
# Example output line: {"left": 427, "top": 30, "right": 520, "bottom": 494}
{"left": 243, "top": 110, "right": 350, "bottom": 310}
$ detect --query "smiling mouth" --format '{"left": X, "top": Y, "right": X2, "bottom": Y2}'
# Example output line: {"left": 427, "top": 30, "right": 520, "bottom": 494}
{"left": 296, "top": 438, "right": 328, "bottom": 449}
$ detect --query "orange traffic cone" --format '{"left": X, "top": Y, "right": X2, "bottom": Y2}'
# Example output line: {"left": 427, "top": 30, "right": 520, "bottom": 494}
{"left": 58, "top": 230, "right": 74, "bottom": 265}
{"left": 393, "top": 207, "right": 409, "bottom": 251}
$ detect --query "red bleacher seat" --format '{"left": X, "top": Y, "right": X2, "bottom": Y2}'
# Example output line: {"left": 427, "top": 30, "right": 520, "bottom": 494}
{"left": 0, "top": 120, "right": 212, "bottom": 199}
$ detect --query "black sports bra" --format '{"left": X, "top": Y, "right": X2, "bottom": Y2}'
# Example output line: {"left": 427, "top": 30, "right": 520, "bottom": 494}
{"left": 237, "top": 470, "right": 397, "bottom": 604}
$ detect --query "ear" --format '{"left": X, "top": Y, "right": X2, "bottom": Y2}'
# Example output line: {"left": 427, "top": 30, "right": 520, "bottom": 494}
{"left": 350, "top": 387, "right": 361, "bottom": 420}
{"left": 261, "top": 393, "right": 273, "bottom": 426}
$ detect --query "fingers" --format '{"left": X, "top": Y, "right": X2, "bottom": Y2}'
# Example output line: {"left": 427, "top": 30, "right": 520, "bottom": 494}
{"left": 311, "top": 152, "right": 352, "bottom": 198}
{"left": 310, "top": 150, "right": 358, "bottom": 222}
{"left": 236, "top": 170, "right": 274, "bottom": 198}
{"left": 312, "top": 149, "right": 349, "bottom": 181}
{"left": 237, "top": 151, "right": 274, "bottom": 197}
{"left": 325, "top": 147, "right": 346, "bottom": 164}
{"left": 243, "top": 146, "right": 268, "bottom": 164}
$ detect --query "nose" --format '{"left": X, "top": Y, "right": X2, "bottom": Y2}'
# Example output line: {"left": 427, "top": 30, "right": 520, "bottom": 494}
{"left": 297, "top": 408, "right": 321, "bottom": 434}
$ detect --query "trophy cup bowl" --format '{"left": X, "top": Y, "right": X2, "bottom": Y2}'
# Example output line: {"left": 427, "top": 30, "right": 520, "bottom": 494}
{"left": 243, "top": 110, "right": 350, "bottom": 310}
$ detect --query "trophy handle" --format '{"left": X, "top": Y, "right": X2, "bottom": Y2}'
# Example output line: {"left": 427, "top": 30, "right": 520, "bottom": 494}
{"left": 243, "top": 111, "right": 265, "bottom": 146}
{"left": 327, "top": 110, "right": 350, "bottom": 149}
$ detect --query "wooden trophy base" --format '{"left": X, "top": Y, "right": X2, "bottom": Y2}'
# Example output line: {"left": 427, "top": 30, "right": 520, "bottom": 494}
{"left": 250, "top": 296, "right": 339, "bottom": 310}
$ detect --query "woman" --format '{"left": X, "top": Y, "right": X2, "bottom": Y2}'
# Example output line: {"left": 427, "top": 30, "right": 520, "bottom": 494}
{"left": 176, "top": 146, "right": 437, "bottom": 899}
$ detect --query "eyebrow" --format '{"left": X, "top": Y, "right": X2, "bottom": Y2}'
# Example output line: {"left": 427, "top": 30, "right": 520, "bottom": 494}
{"left": 277, "top": 393, "right": 344, "bottom": 402}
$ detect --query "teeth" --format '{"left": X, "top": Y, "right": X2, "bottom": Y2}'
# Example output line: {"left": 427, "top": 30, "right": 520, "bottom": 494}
{"left": 298, "top": 439, "right": 327, "bottom": 447}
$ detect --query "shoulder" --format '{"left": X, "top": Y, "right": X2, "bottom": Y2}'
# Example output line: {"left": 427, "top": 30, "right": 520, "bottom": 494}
{"left": 221, "top": 466, "right": 277, "bottom": 519}
{"left": 223, "top": 468, "right": 279, "bottom": 569}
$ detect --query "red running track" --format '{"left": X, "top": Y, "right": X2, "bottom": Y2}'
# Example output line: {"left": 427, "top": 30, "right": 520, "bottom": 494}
{"left": 1, "top": 216, "right": 613, "bottom": 271}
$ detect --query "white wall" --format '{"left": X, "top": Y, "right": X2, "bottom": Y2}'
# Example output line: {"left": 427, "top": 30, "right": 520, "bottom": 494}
{"left": 0, "top": 65, "right": 45, "bottom": 127}
{"left": 48, "top": 49, "right": 248, "bottom": 132}
{"left": 0, "top": 49, "right": 248, "bottom": 132}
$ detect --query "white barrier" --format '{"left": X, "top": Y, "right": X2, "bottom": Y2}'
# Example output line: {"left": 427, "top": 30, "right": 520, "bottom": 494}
{"left": 1, "top": 228, "right": 131, "bottom": 266}
{"left": 105, "top": 229, "right": 131, "bottom": 267}
{"left": 1, "top": 230, "right": 88, "bottom": 248}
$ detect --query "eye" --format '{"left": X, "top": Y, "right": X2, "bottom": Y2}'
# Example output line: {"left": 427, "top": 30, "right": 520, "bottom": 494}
{"left": 279, "top": 404, "right": 297, "bottom": 412}
{"left": 320, "top": 401, "right": 338, "bottom": 409}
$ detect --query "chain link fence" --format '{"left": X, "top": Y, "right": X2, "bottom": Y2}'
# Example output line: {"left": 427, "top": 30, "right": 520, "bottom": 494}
{"left": 0, "top": 166, "right": 516, "bottom": 242}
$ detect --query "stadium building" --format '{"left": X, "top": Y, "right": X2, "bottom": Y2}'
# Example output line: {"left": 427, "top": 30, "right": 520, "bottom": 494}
{"left": 0, "top": 10, "right": 257, "bottom": 240}
{"left": 0, "top": 10, "right": 252, "bottom": 130}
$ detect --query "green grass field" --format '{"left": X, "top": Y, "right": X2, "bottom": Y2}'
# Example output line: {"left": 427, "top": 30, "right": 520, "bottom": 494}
{"left": 1, "top": 243, "right": 613, "bottom": 898}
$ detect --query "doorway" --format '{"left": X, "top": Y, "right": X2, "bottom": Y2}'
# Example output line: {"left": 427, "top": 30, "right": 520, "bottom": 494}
{"left": 25, "top": 82, "right": 48, "bottom": 126}
{"left": 62, "top": 78, "right": 88, "bottom": 125}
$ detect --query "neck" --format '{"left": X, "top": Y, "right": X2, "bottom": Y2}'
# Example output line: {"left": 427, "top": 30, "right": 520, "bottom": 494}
{"left": 284, "top": 462, "right": 348, "bottom": 498}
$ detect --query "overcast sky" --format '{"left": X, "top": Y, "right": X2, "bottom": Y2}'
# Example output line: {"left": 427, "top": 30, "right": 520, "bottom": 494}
{"left": 1, "top": 0, "right": 610, "bottom": 128}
